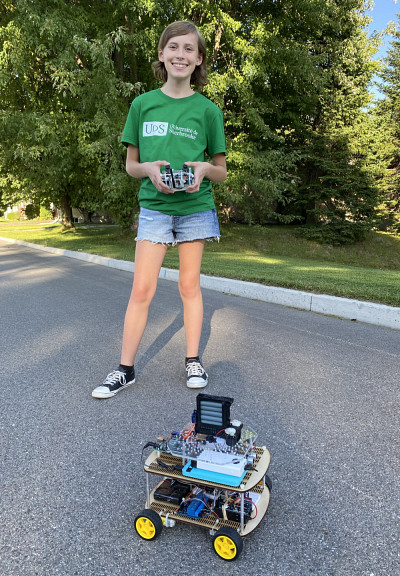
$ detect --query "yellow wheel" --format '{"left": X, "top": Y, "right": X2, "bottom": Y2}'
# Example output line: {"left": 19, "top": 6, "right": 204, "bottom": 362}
{"left": 212, "top": 527, "right": 243, "bottom": 561}
{"left": 134, "top": 509, "right": 163, "bottom": 540}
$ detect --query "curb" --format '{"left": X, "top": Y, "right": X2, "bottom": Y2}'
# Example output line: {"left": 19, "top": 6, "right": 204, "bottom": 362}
{"left": 2, "top": 236, "right": 399, "bottom": 331}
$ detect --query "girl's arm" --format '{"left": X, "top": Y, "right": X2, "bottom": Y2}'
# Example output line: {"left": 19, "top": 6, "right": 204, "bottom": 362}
{"left": 125, "top": 144, "right": 173, "bottom": 194}
{"left": 184, "top": 153, "right": 227, "bottom": 193}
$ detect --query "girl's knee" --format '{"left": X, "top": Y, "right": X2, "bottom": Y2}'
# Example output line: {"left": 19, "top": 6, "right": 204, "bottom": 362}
{"left": 130, "top": 282, "right": 156, "bottom": 305}
{"left": 179, "top": 277, "right": 201, "bottom": 300}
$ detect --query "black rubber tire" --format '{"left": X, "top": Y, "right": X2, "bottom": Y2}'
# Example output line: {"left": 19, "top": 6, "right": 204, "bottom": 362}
{"left": 212, "top": 526, "right": 243, "bottom": 561}
{"left": 134, "top": 509, "right": 163, "bottom": 540}
{"left": 265, "top": 474, "right": 272, "bottom": 492}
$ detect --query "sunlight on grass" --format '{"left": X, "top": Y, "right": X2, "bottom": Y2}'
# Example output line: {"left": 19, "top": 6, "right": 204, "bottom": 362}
{"left": 1, "top": 221, "right": 399, "bottom": 306}
{"left": 293, "top": 264, "right": 350, "bottom": 272}
{"left": 211, "top": 252, "right": 285, "bottom": 265}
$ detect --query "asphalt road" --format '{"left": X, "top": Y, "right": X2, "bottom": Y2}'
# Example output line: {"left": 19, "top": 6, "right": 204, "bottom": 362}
{"left": 0, "top": 239, "right": 399, "bottom": 576}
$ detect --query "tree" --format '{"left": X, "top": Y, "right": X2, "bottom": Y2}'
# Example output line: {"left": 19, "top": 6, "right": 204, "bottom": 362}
{"left": 286, "top": 0, "right": 381, "bottom": 242}
{"left": 377, "top": 16, "right": 400, "bottom": 232}
{"left": 191, "top": 0, "right": 381, "bottom": 239}
{"left": 0, "top": 0, "right": 140, "bottom": 227}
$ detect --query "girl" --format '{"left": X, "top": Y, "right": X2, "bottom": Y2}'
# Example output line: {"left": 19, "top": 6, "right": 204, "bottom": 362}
{"left": 92, "top": 21, "right": 227, "bottom": 398}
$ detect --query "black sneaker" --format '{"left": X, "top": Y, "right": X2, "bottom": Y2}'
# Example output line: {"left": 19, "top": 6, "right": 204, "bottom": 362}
{"left": 92, "top": 367, "right": 135, "bottom": 399}
{"left": 185, "top": 358, "right": 208, "bottom": 389}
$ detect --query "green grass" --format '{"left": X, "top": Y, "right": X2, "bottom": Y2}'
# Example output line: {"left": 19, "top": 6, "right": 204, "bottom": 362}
{"left": 1, "top": 220, "right": 399, "bottom": 306}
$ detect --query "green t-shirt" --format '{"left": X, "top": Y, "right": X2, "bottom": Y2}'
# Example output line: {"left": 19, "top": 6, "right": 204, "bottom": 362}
{"left": 121, "top": 89, "right": 226, "bottom": 215}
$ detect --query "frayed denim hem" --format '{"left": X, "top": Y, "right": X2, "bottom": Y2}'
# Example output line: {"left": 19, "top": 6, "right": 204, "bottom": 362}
{"left": 135, "top": 236, "right": 220, "bottom": 246}
{"left": 135, "top": 237, "right": 173, "bottom": 247}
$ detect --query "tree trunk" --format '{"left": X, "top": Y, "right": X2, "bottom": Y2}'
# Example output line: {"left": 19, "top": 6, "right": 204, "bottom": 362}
{"left": 60, "top": 192, "right": 75, "bottom": 229}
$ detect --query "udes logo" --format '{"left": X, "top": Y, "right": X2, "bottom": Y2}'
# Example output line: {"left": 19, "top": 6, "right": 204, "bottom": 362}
{"left": 143, "top": 122, "right": 168, "bottom": 137}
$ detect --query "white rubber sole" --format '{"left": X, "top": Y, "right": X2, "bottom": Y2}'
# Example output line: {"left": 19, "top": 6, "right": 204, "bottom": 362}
{"left": 92, "top": 378, "right": 135, "bottom": 399}
{"left": 186, "top": 378, "right": 208, "bottom": 389}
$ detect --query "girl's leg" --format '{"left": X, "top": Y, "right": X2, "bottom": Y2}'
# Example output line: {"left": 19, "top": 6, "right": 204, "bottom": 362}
{"left": 120, "top": 240, "right": 167, "bottom": 365}
{"left": 177, "top": 239, "right": 205, "bottom": 358}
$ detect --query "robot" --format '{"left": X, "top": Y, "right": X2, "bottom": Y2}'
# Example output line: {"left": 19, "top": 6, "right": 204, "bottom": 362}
{"left": 136, "top": 394, "right": 272, "bottom": 561}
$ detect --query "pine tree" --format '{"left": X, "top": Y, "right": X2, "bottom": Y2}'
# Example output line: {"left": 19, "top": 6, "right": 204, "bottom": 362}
{"left": 378, "top": 19, "right": 400, "bottom": 232}
{"left": 292, "top": 0, "right": 381, "bottom": 243}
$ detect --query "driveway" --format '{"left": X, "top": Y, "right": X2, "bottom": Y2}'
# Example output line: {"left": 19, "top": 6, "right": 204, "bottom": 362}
{"left": 0, "top": 239, "right": 398, "bottom": 576}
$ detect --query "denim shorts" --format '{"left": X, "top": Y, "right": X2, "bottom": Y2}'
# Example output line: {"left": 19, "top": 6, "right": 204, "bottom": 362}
{"left": 136, "top": 207, "right": 220, "bottom": 245}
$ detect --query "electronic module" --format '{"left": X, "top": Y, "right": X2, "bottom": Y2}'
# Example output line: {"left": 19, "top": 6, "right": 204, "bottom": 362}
{"left": 144, "top": 394, "right": 258, "bottom": 481}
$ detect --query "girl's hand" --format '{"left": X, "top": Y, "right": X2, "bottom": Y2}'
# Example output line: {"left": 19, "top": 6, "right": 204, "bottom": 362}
{"left": 145, "top": 160, "right": 174, "bottom": 194}
{"left": 126, "top": 146, "right": 173, "bottom": 194}
{"left": 183, "top": 161, "right": 209, "bottom": 193}
{"left": 184, "top": 155, "right": 227, "bottom": 193}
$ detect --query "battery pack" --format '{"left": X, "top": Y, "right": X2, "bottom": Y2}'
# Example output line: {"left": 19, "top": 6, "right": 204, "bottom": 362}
{"left": 153, "top": 480, "right": 191, "bottom": 505}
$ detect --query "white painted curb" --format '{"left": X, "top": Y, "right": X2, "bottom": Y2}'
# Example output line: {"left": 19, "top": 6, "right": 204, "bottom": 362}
{"left": 311, "top": 294, "right": 400, "bottom": 330}
{"left": 2, "top": 236, "right": 399, "bottom": 331}
{"left": 0, "top": 238, "right": 135, "bottom": 272}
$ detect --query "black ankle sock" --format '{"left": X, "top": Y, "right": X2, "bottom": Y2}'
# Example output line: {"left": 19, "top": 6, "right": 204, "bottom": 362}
{"left": 119, "top": 363, "right": 134, "bottom": 373}
{"left": 186, "top": 356, "right": 200, "bottom": 363}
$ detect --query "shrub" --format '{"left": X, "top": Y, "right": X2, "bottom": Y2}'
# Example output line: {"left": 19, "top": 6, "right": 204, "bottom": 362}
{"left": 25, "top": 203, "right": 40, "bottom": 219}
{"left": 39, "top": 205, "right": 54, "bottom": 221}
{"left": 5, "top": 211, "right": 22, "bottom": 221}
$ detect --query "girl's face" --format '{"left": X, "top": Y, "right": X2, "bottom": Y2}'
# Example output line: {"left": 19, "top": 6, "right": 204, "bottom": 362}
{"left": 158, "top": 32, "right": 203, "bottom": 84}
